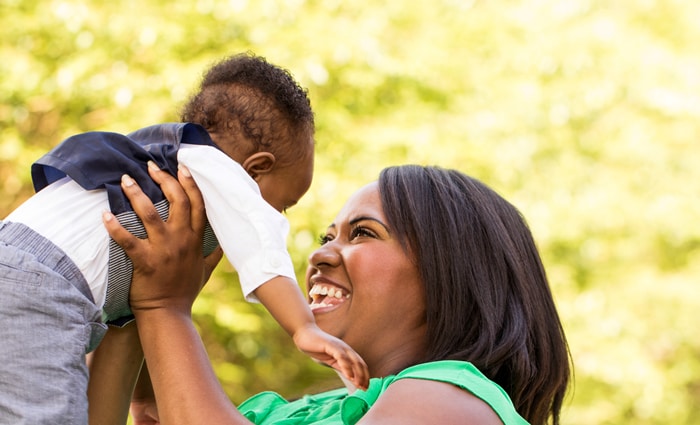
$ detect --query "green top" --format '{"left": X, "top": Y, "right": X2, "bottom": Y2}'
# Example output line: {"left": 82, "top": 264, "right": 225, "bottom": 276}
{"left": 238, "top": 360, "right": 529, "bottom": 424}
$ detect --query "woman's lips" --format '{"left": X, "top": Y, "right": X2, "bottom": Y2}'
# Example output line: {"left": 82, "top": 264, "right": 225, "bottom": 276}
{"left": 309, "top": 300, "right": 345, "bottom": 313}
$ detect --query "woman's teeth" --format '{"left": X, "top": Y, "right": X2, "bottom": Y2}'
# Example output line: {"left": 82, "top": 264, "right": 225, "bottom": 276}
{"left": 309, "top": 284, "right": 350, "bottom": 299}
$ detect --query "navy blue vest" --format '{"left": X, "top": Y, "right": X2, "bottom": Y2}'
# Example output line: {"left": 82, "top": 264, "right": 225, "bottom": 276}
{"left": 32, "top": 123, "right": 220, "bottom": 324}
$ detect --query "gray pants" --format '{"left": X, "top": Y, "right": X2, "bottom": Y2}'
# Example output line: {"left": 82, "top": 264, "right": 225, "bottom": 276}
{"left": 0, "top": 222, "right": 107, "bottom": 425}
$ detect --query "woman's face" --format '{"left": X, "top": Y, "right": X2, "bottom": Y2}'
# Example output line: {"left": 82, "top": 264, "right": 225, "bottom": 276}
{"left": 306, "top": 182, "right": 427, "bottom": 376}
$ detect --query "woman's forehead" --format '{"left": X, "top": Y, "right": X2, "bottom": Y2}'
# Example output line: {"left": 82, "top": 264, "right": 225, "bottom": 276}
{"left": 335, "top": 181, "right": 384, "bottom": 223}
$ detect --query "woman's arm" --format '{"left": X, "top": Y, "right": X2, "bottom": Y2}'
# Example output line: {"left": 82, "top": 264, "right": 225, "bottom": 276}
{"left": 101, "top": 164, "right": 501, "bottom": 425}
{"left": 103, "top": 164, "right": 248, "bottom": 425}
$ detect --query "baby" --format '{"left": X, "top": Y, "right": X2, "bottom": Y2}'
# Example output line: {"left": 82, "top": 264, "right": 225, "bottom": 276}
{"left": 0, "top": 53, "right": 367, "bottom": 424}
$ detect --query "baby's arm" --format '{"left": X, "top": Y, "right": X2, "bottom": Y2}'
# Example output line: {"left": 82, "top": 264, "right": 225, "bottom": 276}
{"left": 176, "top": 152, "right": 368, "bottom": 387}
{"left": 130, "top": 363, "right": 159, "bottom": 425}
{"left": 254, "top": 277, "right": 369, "bottom": 390}
{"left": 86, "top": 322, "right": 144, "bottom": 425}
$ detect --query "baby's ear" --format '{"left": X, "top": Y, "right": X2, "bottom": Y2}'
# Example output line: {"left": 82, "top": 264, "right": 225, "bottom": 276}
{"left": 242, "top": 152, "right": 276, "bottom": 179}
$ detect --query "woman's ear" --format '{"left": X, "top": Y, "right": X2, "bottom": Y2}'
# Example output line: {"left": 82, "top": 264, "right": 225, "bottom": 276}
{"left": 241, "top": 152, "right": 276, "bottom": 180}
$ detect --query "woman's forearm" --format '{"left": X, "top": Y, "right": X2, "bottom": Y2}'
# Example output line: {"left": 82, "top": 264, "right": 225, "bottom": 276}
{"left": 134, "top": 308, "right": 251, "bottom": 425}
{"left": 102, "top": 165, "right": 248, "bottom": 424}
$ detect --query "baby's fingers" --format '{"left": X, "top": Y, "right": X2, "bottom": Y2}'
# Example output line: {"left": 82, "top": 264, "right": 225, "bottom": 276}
{"left": 346, "top": 354, "right": 370, "bottom": 391}
{"left": 326, "top": 344, "right": 369, "bottom": 391}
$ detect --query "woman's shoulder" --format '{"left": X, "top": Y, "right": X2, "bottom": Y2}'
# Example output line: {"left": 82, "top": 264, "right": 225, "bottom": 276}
{"left": 368, "top": 360, "right": 529, "bottom": 425}
{"left": 236, "top": 361, "right": 529, "bottom": 425}
{"left": 361, "top": 373, "right": 505, "bottom": 425}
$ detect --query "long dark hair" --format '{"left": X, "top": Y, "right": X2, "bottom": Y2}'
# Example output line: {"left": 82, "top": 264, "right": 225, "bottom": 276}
{"left": 378, "top": 165, "right": 570, "bottom": 425}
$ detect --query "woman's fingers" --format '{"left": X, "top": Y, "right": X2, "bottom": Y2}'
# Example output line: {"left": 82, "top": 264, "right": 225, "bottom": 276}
{"left": 101, "top": 163, "right": 209, "bottom": 314}
{"left": 102, "top": 175, "right": 156, "bottom": 262}
{"left": 143, "top": 161, "right": 191, "bottom": 234}
{"left": 122, "top": 172, "right": 168, "bottom": 240}
{"left": 134, "top": 162, "right": 204, "bottom": 242}
{"left": 143, "top": 162, "right": 206, "bottom": 241}
{"left": 102, "top": 210, "right": 138, "bottom": 253}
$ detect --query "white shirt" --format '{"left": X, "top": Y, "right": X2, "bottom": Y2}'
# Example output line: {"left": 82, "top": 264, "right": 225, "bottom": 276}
{"left": 6, "top": 143, "right": 295, "bottom": 308}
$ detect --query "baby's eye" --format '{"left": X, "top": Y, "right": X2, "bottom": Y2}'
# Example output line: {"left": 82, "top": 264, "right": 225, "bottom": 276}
{"left": 318, "top": 233, "right": 334, "bottom": 245}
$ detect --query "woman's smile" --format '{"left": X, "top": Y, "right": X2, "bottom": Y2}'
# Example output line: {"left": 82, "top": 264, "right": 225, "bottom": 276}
{"left": 308, "top": 280, "right": 351, "bottom": 312}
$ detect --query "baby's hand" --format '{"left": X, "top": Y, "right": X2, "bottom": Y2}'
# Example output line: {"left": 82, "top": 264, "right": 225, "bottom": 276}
{"left": 293, "top": 325, "right": 369, "bottom": 390}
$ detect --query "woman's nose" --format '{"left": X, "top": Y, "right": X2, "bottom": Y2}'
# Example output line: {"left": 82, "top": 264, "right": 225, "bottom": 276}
{"left": 308, "top": 242, "right": 340, "bottom": 268}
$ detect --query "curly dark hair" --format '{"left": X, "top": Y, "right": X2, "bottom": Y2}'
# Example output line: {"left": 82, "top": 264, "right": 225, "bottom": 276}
{"left": 181, "top": 52, "right": 314, "bottom": 165}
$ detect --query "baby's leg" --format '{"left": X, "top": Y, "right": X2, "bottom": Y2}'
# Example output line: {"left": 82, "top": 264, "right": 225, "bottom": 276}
{"left": 0, "top": 222, "right": 106, "bottom": 425}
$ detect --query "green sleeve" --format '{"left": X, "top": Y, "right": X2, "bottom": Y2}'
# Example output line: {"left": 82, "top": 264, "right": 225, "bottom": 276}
{"left": 236, "top": 361, "right": 529, "bottom": 424}
{"left": 393, "top": 360, "right": 530, "bottom": 425}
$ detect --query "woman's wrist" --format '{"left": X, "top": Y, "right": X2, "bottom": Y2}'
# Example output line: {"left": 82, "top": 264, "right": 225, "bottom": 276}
{"left": 131, "top": 304, "right": 246, "bottom": 424}
{"left": 132, "top": 302, "right": 193, "bottom": 326}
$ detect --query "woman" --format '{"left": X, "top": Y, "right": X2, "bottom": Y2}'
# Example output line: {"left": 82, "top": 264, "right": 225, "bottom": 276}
{"left": 92, "top": 163, "right": 570, "bottom": 424}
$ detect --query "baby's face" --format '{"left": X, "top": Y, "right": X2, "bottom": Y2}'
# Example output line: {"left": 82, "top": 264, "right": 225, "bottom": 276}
{"left": 258, "top": 149, "right": 314, "bottom": 213}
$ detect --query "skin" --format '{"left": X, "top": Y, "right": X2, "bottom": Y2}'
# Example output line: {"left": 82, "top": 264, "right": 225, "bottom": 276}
{"left": 240, "top": 146, "right": 369, "bottom": 389}
{"left": 86, "top": 321, "right": 144, "bottom": 425}
{"left": 89, "top": 138, "right": 367, "bottom": 421}
{"left": 307, "top": 181, "right": 427, "bottom": 377}
{"left": 93, "top": 165, "right": 502, "bottom": 424}
{"left": 241, "top": 148, "right": 313, "bottom": 214}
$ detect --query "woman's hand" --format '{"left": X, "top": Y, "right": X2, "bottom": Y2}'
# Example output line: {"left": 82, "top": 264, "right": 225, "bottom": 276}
{"left": 102, "top": 162, "right": 222, "bottom": 315}
{"left": 102, "top": 162, "right": 242, "bottom": 425}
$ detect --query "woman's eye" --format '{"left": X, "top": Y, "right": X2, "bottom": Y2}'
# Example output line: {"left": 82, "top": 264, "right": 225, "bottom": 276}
{"left": 318, "top": 234, "right": 334, "bottom": 245}
{"left": 350, "top": 226, "right": 375, "bottom": 240}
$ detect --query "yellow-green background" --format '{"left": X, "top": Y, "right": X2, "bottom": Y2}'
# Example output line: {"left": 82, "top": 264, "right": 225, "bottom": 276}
{"left": 1, "top": 0, "right": 698, "bottom": 423}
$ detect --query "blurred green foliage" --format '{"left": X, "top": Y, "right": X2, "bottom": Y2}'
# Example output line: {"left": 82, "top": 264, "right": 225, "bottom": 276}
{"left": 2, "top": 0, "right": 699, "bottom": 423}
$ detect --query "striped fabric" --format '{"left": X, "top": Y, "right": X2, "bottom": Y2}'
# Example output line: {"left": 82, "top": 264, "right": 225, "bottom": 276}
{"left": 30, "top": 123, "right": 221, "bottom": 325}
{"left": 103, "top": 199, "right": 219, "bottom": 323}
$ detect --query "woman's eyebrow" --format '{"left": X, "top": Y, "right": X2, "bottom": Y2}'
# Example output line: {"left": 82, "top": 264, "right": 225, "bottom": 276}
{"left": 325, "top": 217, "right": 390, "bottom": 233}
{"left": 349, "top": 216, "right": 389, "bottom": 230}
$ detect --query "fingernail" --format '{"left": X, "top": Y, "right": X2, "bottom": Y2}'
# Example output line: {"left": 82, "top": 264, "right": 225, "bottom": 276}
{"left": 179, "top": 164, "right": 191, "bottom": 178}
{"left": 147, "top": 160, "right": 160, "bottom": 171}
{"left": 122, "top": 174, "right": 134, "bottom": 187}
{"left": 102, "top": 210, "right": 114, "bottom": 222}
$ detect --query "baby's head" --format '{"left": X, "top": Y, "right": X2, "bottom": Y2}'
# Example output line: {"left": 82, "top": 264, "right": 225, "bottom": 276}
{"left": 181, "top": 52, "right": 315, "bottom": 212}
